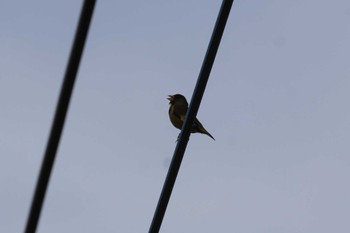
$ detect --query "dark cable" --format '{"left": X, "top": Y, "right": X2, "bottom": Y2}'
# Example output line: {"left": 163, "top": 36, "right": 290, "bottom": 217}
{"left": 148, "top": 0, "right": 234, "bottom": 232}
{"left": 24, "top": 1, "right": 96, "bottom": 232}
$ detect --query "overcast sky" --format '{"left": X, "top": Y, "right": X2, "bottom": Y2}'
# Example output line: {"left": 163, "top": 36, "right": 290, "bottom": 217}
{"left": 1, "top": 1, "right": 350, "bottom": 232}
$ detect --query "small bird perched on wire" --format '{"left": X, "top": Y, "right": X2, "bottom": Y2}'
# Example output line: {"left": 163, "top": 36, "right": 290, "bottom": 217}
{"left": 167, "top": 94, "right": 215, "bottom": 140}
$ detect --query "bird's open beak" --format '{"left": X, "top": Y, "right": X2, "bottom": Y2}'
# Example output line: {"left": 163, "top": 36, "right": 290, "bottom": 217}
{"left": 167, "top": 95, "right": 173, "bottom": 101}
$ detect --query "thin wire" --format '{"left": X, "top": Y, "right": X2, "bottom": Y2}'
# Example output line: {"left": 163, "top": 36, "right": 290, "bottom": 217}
{"left": 24, "top": 1, "right": 96, "bottom": 232}
{"left": 148, "top": 1, "right": 234, "bottom": 232}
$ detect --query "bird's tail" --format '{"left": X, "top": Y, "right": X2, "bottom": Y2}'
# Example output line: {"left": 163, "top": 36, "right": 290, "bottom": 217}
{"left": 200, "top": 128, "right": 215, "bottom": 140}
{"left": 193, "top": 118, "right": 215, "bottom": 140}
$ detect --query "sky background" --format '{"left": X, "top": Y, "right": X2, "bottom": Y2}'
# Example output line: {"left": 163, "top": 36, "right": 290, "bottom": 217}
{"left": 1, "top": 0, "right": 350, "bottom": 232}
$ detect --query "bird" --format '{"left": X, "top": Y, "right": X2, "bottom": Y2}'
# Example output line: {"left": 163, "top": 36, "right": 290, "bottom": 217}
{"left": 167, "top": 94, "right": 215, "bottom": 140}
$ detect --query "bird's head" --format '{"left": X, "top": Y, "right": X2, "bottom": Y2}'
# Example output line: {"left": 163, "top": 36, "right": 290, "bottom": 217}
{"left": 167, "top": 94, "right": 187, "bottom": 105}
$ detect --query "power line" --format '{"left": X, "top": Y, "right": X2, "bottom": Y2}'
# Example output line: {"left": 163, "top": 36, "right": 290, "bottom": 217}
{"left": 148, "top": 1, "right": 234, "bottom": 232}
{"left": 24, "top": 1, "right": 96, "bottom": 232}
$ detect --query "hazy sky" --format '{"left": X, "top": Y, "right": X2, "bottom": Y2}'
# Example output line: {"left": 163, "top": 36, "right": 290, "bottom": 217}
{"left": 1, "top": 1, "right": 350, "bottom": 232}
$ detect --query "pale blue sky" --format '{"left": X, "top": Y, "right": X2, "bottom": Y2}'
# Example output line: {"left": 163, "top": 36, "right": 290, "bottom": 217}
{"left": 1, "top": 1, "right": 350, "bottom": 232}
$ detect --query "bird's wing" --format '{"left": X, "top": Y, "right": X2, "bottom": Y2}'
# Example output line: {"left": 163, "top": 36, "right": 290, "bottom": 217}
{"left": 174, "top": 104, "right": 188, "bottom": 122}
{"left": 193, "top": 118, "right": 204, "bottom": 129}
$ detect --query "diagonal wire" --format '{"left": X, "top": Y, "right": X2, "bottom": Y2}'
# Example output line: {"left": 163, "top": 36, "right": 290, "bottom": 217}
{"left": 148, "top": 1, "right": 234, "bottom": 232}
{"left": 24, "top": 1, "right": 96, "bottom": 232}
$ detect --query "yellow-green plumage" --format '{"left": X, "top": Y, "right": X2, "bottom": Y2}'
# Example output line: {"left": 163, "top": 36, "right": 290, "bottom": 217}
{"left": 167, "top": 94, "right": 215, "bottom": 140}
